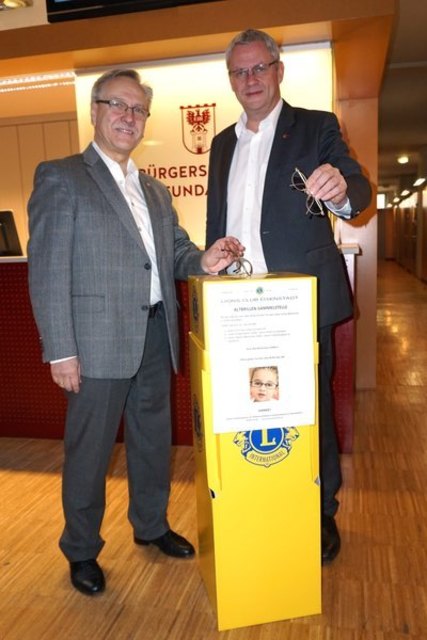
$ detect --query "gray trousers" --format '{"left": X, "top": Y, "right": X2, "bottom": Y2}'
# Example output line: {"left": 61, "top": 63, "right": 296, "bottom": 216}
{"left": 59, "top": 306, "right": 172, "bottom": 562}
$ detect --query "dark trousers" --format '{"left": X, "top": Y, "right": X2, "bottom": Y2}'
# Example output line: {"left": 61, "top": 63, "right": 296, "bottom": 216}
{"left": 319, "top": 324, "right": 342, "bottom": 517}
{"left": 59, "top": 306, "right": 172, "bottom": 562}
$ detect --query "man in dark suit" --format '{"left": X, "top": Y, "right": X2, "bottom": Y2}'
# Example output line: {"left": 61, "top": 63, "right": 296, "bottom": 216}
{"left": 205, "top": 29, "right": 372, "bottom": 564}
{"left": 28, "top": 68, "right": 243, "bottom": 595}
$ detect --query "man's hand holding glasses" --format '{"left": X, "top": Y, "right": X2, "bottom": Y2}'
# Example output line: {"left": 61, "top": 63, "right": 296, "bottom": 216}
{"left": 290, "top": 164, "right": 349, "bottom": 218}
{"left": 290, "top": 167, "right": 325, "bottom": 217}
{"left": 306, "top": 164, "right": 349, "bottom": 208}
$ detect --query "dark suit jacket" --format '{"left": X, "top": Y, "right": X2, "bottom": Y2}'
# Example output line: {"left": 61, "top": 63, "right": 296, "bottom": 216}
{"left": 28, "top": 143, "right": 204, "bottom": 378}
{"left": 206, "top": 100, "right": 372, "bottom": 327}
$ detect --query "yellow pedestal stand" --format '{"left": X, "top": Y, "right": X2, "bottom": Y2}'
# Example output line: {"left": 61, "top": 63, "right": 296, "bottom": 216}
{"left": 189, "top": 273, "right": 321, "bottom": 631}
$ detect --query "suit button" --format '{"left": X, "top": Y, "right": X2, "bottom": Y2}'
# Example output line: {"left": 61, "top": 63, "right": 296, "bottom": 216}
{"left": 144, "top": 262, "right": 151, "bottom": 270}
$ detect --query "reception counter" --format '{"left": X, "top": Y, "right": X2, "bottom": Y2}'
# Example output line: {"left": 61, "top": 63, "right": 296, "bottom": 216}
{"left": 0, "top": 256, "right": 357, "bottom": 450}
{"left": 0, "top": 259, "right": 193, "bottom": 443}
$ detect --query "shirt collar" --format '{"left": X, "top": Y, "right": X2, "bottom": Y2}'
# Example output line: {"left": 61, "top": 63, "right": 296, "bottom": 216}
{"left": 91, "top": 141, "right": 138, "bottom": 176}
{"left": 235, "top": 99, "right": 283, "bottom": 138}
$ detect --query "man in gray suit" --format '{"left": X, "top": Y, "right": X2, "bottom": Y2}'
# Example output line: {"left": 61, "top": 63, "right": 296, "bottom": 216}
{"left": 27, "top": 68, "right": 243, "bottom": 596}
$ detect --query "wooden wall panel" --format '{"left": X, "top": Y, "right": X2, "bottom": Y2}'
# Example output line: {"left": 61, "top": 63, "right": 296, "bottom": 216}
{"left": 43, "top": 120, "right": 74, "bottom": 160}
{"left": 335, "top": 97, "right": 379, "bottom": 389}
{"left": 69, "top": 120, "right": 80, "bottom": 155}
{"left": 0, "top": 117, "right": 78, "bottom": 254}
{"left": 0, "top": 126, "right": 25, "bottom": 252}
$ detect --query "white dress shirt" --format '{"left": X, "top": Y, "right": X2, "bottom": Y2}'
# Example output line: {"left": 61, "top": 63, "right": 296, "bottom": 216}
{"left": 226, "top": 100, "right": 283, "bottom": 274}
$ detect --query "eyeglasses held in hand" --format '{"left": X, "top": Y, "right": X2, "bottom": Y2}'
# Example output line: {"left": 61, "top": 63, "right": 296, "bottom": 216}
{"left": 250, "top": 381, "right": 278, "bottom": 389}
{"left": 232, "top": 257, "right": 253, "bottom": 277}
{"left": 95, "top": 98, "right": 150, "bottom": 120}
{"left": 290, "top": 167, "right": 324, "bottom": 218}
{"left": 228, "top": 60, "right": 279, "bottom": 81}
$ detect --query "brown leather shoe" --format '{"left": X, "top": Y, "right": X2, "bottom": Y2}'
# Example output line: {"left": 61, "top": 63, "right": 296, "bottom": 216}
{"left": 70, "top": 559, "right": 105, "bottom": 595}
{"left": 134, "top": 529, "right": 195, "bottom": 558}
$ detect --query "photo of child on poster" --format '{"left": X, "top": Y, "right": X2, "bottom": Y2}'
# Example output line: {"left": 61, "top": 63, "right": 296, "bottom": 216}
{"left": 249, "top": 366, "right": 279, "bottom": 402}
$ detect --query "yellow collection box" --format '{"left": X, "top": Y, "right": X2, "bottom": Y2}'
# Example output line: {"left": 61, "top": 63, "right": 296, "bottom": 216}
{"left": 188, "top": 273, "right": 321, "bottom": 631}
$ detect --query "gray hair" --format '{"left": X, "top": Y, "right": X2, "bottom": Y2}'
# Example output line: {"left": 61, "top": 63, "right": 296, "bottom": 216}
{"left": 91, "top": 68, "right": 153, "bottom": 106}
{"left": 225, "top": 29, "right": 281, "bottom": 69}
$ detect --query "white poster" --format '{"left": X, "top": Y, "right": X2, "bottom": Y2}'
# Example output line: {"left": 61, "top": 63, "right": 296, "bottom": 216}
{"left": 205, "top": 277, "right": 316, "bottom": 434}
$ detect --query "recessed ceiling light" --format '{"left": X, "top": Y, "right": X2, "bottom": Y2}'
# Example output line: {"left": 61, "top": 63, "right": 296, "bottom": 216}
{"left": 0, "top": 0, "right": 32, "bottom": 8}
{"left": 397, "top": 155, "right": 409, "bottom": 164}
{"left": 413, "top": 177, "right": 426, "bottom": 187}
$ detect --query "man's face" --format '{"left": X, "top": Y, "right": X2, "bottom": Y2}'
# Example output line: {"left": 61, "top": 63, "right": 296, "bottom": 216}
{"left": 91, "top": 76, "right": 149, "bottom": 163}
{"left": 228, "top": 41, "right": 284, "bottom": 123}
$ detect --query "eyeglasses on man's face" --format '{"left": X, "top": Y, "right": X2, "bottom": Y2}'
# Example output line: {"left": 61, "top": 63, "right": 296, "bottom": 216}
{"left": 290, "top": 167, "right": 324, "bottom": 217}
{"left": 228, "top": 59, "right": 279, "bottom": 81}
{"left": 250, "top": 381, "right": 278, "bottom": 390}
{"left": 95, "top": 98, "right": 150, "bottom": 120}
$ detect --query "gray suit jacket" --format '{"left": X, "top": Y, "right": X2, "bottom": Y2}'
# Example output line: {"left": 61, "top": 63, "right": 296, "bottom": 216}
{"left": 28, "top": 143, "right": 204, "bottom": 378}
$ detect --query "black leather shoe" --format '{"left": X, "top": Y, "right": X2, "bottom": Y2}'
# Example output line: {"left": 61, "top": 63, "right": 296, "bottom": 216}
{"left": 70, "top": 559, "right": 105, "bottom": 595}
{"left": 322, "top": 515, "right": 341, "bottom": 564}
{"left": 134, "top": 529, "right": 195, "bottom": 558}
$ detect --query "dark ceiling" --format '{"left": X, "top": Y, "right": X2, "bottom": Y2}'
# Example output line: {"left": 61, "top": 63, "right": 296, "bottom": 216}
{"left": 378, "top": 0, "right": 427, "bottom": 201}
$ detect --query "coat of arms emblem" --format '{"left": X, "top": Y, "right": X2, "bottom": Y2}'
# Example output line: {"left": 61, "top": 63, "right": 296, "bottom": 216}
{"left": 180, "top": 103, "right": 216, "bottom": 154}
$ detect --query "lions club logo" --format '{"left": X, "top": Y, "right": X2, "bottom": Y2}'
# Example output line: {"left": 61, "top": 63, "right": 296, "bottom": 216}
{"left": 234, "top": 427, "right": 299, "bottom": 467}
{"left": 180, "top": 103, "right": 216, "bottom": 154}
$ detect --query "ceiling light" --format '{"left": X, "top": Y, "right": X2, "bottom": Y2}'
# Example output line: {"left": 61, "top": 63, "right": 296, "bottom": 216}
{"left": 400, "top": 189, "right": 411, "bottom": 197}
{"left": 0, "top": 81, "right": 75, "bottom": 94}
{"left": 397, "top": 155, "right": 409, "bottom": 164}
{"left": 413, "top": 177, "right": 426, "bottom": 187}
{"left": 0, "top": 72, "right": 75, "bottom": 87}
{"left": 0, "top": 71, "right": 75, "bottom": 94}
{"left": 0, "top": 0, "right": 32, "bottom": 8}
{"left": 392, "top": 196, "right": 400, "bottom": 204}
